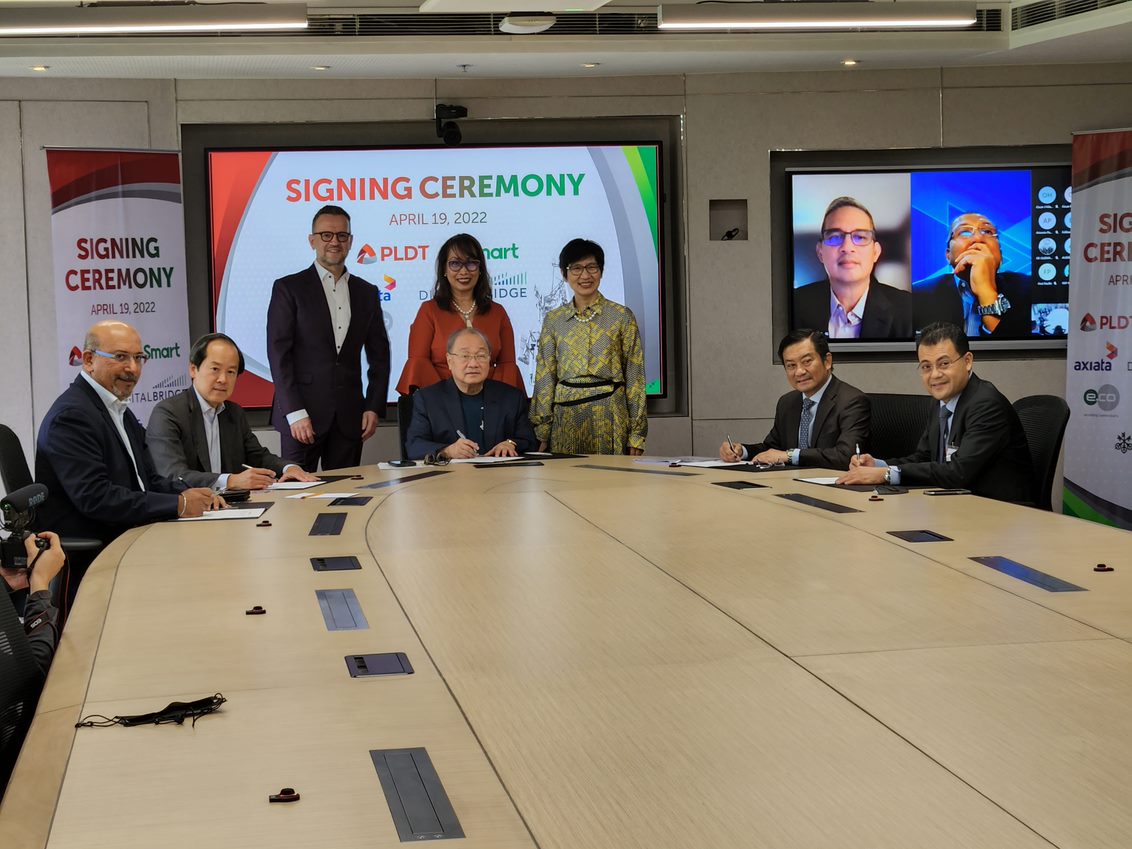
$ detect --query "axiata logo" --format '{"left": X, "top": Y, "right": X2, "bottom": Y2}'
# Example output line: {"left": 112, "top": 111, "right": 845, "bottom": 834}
{"left": 1106, "top": 342, "right": 1119, "bottom": 359}
{"left": 1080, "top": 313, "right": 1097, "bottom": 332}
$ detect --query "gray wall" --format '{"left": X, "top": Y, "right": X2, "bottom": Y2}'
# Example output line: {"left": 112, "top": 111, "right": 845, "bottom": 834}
{"left": 3, "top": 64, "right": 1131, "bottom": 480}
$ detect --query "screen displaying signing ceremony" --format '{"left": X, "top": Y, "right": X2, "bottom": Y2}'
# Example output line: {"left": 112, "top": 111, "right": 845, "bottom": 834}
{"left": 209, "top": 145, "right": 664, "bottom": 407}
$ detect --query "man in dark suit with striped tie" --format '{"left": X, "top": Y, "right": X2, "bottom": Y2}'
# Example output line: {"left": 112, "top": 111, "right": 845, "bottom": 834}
{"left": 837, "top": 322, "right": 1034, "bottom": 503}
{"left": 719, "top": 329, "right": 870, "bottom": 470}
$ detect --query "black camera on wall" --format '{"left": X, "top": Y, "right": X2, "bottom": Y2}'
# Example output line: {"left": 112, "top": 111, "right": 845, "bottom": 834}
{"left": 435, "top": 104, "right": 468, "bottom": 146}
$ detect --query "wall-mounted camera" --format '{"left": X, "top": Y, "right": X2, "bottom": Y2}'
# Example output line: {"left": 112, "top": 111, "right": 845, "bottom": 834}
{"left": 435, "top": 104, "right": 468, "bottom": 146}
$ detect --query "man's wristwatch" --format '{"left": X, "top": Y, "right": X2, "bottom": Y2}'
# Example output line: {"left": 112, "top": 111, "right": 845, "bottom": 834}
{"left": 883, "top": 468, "right": 891, "bottom": 485}
{"left": 976, "top": 293, "right": 1011, "bottom": 317}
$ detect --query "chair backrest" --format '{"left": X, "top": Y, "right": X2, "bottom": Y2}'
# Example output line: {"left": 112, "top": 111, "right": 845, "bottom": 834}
{"left": 396, "top": 394, "right": 416, "bottom": 462}
{"left": 1012, "top": 394, "right": 1070, "bottom": 511}
{"left": 0, "top": 424, "right": 34, "bottom": 496}
{"left": 866, "top": 393, "right": 936, "bottom": 460}
{"left": 0, "top": 591, "right": 46, "bottom": 798}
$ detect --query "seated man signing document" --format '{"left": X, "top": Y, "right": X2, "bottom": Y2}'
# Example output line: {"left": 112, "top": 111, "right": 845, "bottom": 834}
{"left": 406, "top": 328, "right": 537, "bottom": 461}
{"left": 148, "top": 333, "right": 320, "bottom": 490}
{"left": 720, "top": 329, "right": 870, "bottom": 470}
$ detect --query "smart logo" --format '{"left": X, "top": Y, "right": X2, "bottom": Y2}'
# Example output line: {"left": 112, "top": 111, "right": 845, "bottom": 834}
{"left": 356, "top": 244, "right": 378, "bottom": 265}
{"left": 68, "top": 346, "right": 83, "bottom": 366}
{"left": 1080, "top": 313, "right": 1097, "bottom": 332}
{"left": 144, "top": 342, "right": 182, "bottom": 360}
{"left": 1084, "top": 385, "right": 1119, "bottom": 411}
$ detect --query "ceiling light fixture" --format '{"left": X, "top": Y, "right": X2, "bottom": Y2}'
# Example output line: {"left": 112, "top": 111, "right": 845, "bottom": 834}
{"left": 656, "top": 2, "right": 977, "bottom": 31}
{"left": 581, "top": 62, "right": 600, "bottom": 69}
{"left": 499, "top": 15, "right": 557, "bottom": 35}
{"left": 30, "top": 65, "right": 49, "bottom": 72}
{"left": 310, "top": 65, "right": 330, "bottom": 71}
{"left": 0, "top": 4, "right": 308, "bottom": 37}
{"left": 842, "top": 59, "right": 859, "bottom": 66}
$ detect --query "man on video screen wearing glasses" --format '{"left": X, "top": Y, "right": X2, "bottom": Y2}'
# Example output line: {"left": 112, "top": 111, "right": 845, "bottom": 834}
{"left": 793, "top": 196, "right": 912, "bottom": 340}
{"left": 267, "top": 205, "right": 391, "bottom": 470}
{"left": 913, "top": 212, "right": 1032, "bottom": 337}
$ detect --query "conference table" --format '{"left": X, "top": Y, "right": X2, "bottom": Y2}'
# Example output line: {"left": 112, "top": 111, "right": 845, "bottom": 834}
{"left": 2, "top": 455, "right": 1131, "bottom": 849}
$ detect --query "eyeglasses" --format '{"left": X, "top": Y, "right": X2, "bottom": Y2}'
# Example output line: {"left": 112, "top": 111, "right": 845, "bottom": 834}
{"left": 821, "top": 230, "right": 875, "bottom": 247}
{"left": 91, "top": 350, "right": 149, "bottom": 366}
{"left": 566, "top": 263, "right": 601, "bottom": 276}
{"left": 917, "top": 357, "right": 961, "bottom": 375}
{"left": 951, "top": 227, "right": 998, "bottom": 240}
{"left": 313, "top": 231, "right": 352, "bottom": 243}
{"left": 447, "top": 260, "right": 481, "bottom": 273}
{"left": 447, "top": 352, "right": 491, "bottom": 363}
{"left": 423, "top": 452, "right": 450, "bottom": 466}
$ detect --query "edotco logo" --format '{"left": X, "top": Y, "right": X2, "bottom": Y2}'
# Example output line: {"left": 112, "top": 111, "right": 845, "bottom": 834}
{"left": 144, "top": 342, "right": 182, "bottom": 360}
{"left": 1084, "top": 384, "right": 1119, "bottom": 411}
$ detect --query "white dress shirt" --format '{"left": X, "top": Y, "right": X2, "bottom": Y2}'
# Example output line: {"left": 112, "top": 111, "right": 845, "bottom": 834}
{"left": 194, "top": 388, "right": 230, "bottom": 491}
{"left": 80, "top": 371, "right": 145, "bottom": 490}
{"left": 286, "top": 261, "right": 352, "bottom": 425}
{"left": 828, "top": 288, "right": 868, "bottom": 339}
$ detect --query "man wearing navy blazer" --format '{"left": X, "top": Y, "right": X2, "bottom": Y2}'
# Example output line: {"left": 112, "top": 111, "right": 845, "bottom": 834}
{"left": 792, "top": 196, "right": 912, "bottom": 340}
{"left": 148, "top": 333, "right": 320, "bottom": 490}
{"left": 406, "top": 327, "right": 537, "bottom": 461}
{"left": 267, "top": 204, "right": 391, "bottom": 471}
{"left": 718, "top": 329, "right": 870, "bottom": 470}
{"left": 838, "top": 322, "right": 1034, "bottom": 504}
{"left": 35, "top": 321, "right": 220, "bottom": 547}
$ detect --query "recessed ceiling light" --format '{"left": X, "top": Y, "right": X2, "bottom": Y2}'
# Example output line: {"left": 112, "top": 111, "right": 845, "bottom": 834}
{"left": 581, "top": 62, "right": 600, "bottom": 69}
{"left": 30, "top": 65, "right": 49, "bottom": 72}
{"left": 842, "top": 58, "right": 859, "bottom": 66}
{"left": 310, "top": 65, "right": 330, "bottom": 71}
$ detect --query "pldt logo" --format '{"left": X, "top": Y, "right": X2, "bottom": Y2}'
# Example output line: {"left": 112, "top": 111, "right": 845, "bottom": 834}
{"left": 1084, "top": 385, "right": 1119, "bottom": 411}
{"left": 1080, "top": 313, "right": 1097, "bottom": 332}
{"left": 68, "top": 346, "right": 83, "bottom": 366}
{"left": 356, "top": 244, "right": 378, "bottom": 265}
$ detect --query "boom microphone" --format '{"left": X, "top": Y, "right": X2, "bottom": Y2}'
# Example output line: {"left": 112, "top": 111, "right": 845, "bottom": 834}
{"left": 1, "top": 483, "right": 48, "bottom": 519}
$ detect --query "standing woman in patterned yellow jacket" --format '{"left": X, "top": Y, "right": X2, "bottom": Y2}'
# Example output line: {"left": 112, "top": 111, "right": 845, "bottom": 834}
{"left": 530, "top": 238, "right": 647, "bottom": 455}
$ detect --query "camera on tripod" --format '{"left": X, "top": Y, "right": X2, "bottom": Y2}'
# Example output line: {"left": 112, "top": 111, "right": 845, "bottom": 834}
{"left": 1, "top": 483, "right": 49, "bottom": 571}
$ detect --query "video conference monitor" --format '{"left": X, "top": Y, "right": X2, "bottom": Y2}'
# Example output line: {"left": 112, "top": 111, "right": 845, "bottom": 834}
{"left": 773, "top": 146, "right": 1072, "bottom": 352}
{"left": 206, "top": 143, "right": 665, "bottom": 409}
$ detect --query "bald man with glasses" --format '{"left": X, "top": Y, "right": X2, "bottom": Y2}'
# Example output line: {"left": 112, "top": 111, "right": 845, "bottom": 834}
{"left": 793, "top": 196, "right": 912, "bottom": 339}
{"left": 912, "top": 212, "right": 1032, "bottom": 337}
{"left": 267, "top": 204, "right": 391, "bottom": 471}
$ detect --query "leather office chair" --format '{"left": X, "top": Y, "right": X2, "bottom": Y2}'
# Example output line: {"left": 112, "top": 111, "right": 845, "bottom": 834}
{"left": 866, "top": 393, "right": 936, "bottom": 460}
{"left": 0, "top": 588, "right": 46, "bottom": 799}
{"left": 0, "top": 424, "right": 34, "bottom": 495}
{"left": 396, "top": 393, "right": 416, "bottom": 464}
{"left": 1012, "top": 394, "right": 1070, "bottom": 511}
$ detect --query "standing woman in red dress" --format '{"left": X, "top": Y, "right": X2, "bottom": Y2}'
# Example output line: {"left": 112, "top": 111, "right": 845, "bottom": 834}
{"left": 395, "top": 233, "right": 525, "bottom": 394}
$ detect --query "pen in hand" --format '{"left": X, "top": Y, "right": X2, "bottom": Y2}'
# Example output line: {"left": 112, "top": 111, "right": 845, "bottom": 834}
{"left": 726, "top": 434, "right": 739, "bottom": 461}
{"left": 855, "top": 443, "right": 860, "bottom": 465}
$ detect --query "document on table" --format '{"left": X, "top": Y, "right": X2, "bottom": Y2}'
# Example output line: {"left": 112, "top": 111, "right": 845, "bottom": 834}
{"left": 178, "top": 506, "right": 267, "bottom": 521}
{"left": 285, "top": 492, "right": 358, "bottom": 499}
{"left": 265, "top": 481, "right": 323, "bottom": 491}
{"left": 450, "top": 456, "right": 527, "bottom": 465}
{"left": 797, "top": 476, "right": 840, "bottom": 485}
{"left": 677, "top": 459, "right": 748, "bottom": 468}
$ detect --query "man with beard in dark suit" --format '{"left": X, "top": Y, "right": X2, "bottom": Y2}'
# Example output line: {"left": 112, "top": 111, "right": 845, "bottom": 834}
{"left": 267, "top": 205, "right": 391, "bottom": 471}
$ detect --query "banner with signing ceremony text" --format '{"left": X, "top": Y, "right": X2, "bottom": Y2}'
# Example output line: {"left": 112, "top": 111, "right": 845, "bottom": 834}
{"left": 1064, "top": 129, "right": 1132, "bottom": 528}
{"left": 47, "top": 149, "right": 192, "bottom": 423}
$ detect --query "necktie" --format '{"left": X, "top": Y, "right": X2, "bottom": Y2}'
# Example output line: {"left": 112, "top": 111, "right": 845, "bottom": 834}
{"left": 799, "top": 397, "right": 815, "bottom": 450}
{"left": 207, "top": 410, "right": 222, "bottom": 474}
{"left": 938, "top": 406, "right": 952, "bottom": 463}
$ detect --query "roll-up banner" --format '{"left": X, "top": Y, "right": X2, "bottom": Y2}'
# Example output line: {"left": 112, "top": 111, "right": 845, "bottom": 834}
{"left": 47, "top": 149, "right": 191, "bottom": 423}
{"left": 1064, "top": 129, "right": 1132, "bottom": 528}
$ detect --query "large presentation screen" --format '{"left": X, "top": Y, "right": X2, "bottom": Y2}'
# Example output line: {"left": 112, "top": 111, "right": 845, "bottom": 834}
{"left": 208, "top": 144, "right": 664, "bottom": 409}
{"left": 786, "top": 163, "right": 1072, "bottom": 346}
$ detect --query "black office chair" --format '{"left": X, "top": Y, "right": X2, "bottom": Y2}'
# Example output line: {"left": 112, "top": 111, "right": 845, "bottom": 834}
{"left": 0, "top": 424, "right": 34, "bottom": 494}
{"left": 0, "top": 589, "right": 46, "bottom": 799}
{"left": 395, "top": 393, "right": 417, "bottom": 465}
{"left": 1012, "top": 394, "right": 1070, "bottom": 511}
{"left": 866, "top": 393, "right": 935, "bottom": 460}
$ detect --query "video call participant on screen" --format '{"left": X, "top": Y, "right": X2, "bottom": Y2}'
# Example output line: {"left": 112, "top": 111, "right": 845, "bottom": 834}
{"left": 148, "top": 333, "right": 320, "bottom": 490}
{"left": 405, "top": 328, "right": 537, "bottom": 461}
{"left": 719, "top": 329, "right": 869, "bottom": 469}
{"left": 396, "top": 233, "right": 525, "bottom": 395}
{"left": 913, "top": 212, "right": 1031, "bottom": 337}
{"left": 836, "top": 322, "right": 1034, "bottom": 503}
{"left": 793, "top": 197, "right": 912, "bottom": 339}
{"left": 36, "top": 321, "right": 221, "bottom": 547}
{"left": 267, "top": 204, "right": 391, "bottom": 471}
{"left": 531, "top": 238, "right": 648, "bottom": 456}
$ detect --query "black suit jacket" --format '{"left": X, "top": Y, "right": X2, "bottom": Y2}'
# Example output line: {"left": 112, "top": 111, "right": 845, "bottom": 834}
{"left": 147, "top": 388, "right": 289, "bottom": 488}
{"left": 743, "top": 375, "right": 870, "bottom": 470}
{"left": 793, "top": 278, "right": 913, "bottom": 339}
{"left": 912, "top": 271, "right": 1032, "bottom": 337}
{"left": 266, "top": 265, "right": 391, "bottom": 437}
{"left": 35, "top": 376, "right": 185, "bottom": 545}
{"left": 888, "top": 373, "right": 1034, "bottom": 504}
{"left": 406, "top": 378, "right": 538, "bottom": 460}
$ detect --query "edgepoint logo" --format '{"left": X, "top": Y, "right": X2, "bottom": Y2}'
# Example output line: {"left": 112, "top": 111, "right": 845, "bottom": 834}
{"left": 1080, "top": 313, "right": 1097, "bottom": 332}
{"left": 68, "top": 346, "right": 83, "bottom": 366}
{"left": 356, "top": 244, "right": 377, "bottom": 265}
{"left": 1084, "top": 385, "right": 1119, "bottom": 411}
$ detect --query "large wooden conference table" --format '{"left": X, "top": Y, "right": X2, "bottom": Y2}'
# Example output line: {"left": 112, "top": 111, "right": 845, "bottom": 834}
{"left": 3, "top": 456, "right": 1131, "bottom": 849}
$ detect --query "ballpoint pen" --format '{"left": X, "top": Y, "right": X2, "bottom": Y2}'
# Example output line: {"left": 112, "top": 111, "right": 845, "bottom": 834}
{"left": 855, "top": 443, "right": 860, "bottom": 464}
{"left": 456, "top": 429, "right": 468, "bottom": 441}
{"left": 726, "top": 434, "right": 737, "bottom": 457}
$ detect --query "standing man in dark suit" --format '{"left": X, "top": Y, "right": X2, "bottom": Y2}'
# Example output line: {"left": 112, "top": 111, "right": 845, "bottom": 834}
{"left": 718, "top": 329, "right": 870, "bottom": 470}
{"left": 406, "top": 328, "right": 537, "bottom": 461}
{"left": 837, "top": 322, "right": 1034, "bottom": 503}
{"left": 912, "top": 212, "right": 1032, "bottom": 337}
{"left": 793, "top": 197, "right": 912, "bottom": 339}
{"left": 267, "top": 204, "right": 391, "bottom": 471}
{"left": 148, "top": 333, "right": 321, "bottom": 490}
{"left": 35, "top": 321, "right": 220, "bottom": 547}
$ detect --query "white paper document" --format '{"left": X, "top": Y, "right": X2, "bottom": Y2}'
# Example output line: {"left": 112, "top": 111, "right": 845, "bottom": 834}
{"left": 797, "top": 477, "right": 840, "bottom": 486}
{"left": 449, "top": 456, "right": 526, "bottom": 464}
{"left": 178, "top": 506, "right": 267, "bottom": 521}
{"left": 265, "top": 481, "right": 323, "bottom": 491}
{"left": 677, "top": 459, "right": 748, "bottom": 468}
{"left": 285, "top": 492, "right": 358, "bottom": 500}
